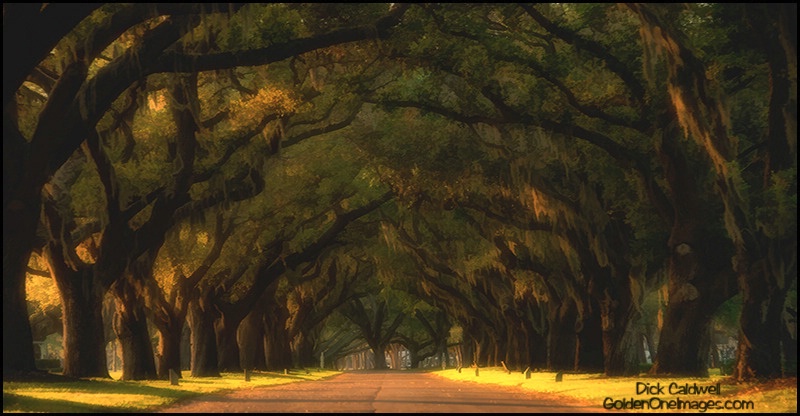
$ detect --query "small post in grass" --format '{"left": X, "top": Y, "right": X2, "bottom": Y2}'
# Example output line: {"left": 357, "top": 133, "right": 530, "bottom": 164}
{"left": 245, "top": 368, "right": 251, "bottom": 382}
{"left": 284, "top": 368, "right": 289, "bottom": 375}
{"left": 169, "top": 369, "right": 179, "bottom": 386}
{"left": 555, "top": 371, "right": 563, "bottom": 382}
{"left": 475, "top": 367, "right": 479, "bottom": 377}
{"left": 524, "top": 367, "right": 531, "bottom": 379}
{"left": 501, "top": 360, "right": 511, "bottom": 374}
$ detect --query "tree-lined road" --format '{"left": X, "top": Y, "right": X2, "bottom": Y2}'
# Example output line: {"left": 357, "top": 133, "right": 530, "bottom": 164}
{"left": 158, "top": 371, "right": 599, "bottom": 413}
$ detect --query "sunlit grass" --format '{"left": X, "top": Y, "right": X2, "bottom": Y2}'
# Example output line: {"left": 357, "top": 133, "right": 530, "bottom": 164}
{"left": 3, "top": 369, "right": 341, "bottom": 413}
{"left": 431, "top": 367, "right": 797, "bottom": 413}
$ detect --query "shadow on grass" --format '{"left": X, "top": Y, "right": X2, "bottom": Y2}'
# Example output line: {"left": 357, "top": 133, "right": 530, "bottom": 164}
{"left": 3, "top": 370, "right": 345, "bottom": 412}
{"left": 4, "top": 391, "right": 123, "bottom": 413}
{"left": 3, "top": 378, "right": 200, "bottom": 413}
{"left": 6, "top": 378, "right": 194, "bottom": 399}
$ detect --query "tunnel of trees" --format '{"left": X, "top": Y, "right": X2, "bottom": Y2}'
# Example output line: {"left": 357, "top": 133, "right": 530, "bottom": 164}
{"left": 4, "top": 3, "right": 796, "bottom": 382}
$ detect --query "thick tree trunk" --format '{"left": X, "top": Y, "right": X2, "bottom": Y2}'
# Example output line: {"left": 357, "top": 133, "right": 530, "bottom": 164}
{"left": 264, "top": 306, "right": 293, "bottom": 371}
{"left": 601, "top": 309, "right": 640, "bottom": 377}
{"left": 238, "top": 308, "right": 266, "bottom": 371}
{"left": 547, "top": 299, "right": 578, "bottom": 371}
{"left": 371, "top": 343, "right": 388, "bottom": 370}
{"left": 265, "top": 331, "right": 293, "bottom": 371}
{"left": 780, "top": 308, "right": 797, "bottom": 377}
{"left": 189, "top": 298, "right": 220, "bottom": 377}
{"left": 408, "top": 349, "right": 422, "bottom": 369}
{"left": 156, "top": 322, "right": 184, "bottom": 379}
{"left": 181, "top": 324, "right": 192, "bottom": 371}
{"left": 2, "top": 148, "right": 41, "bottom": 376}
{"left": 291, "top": 332, "right": 316, "bottom": 368}
{"left": 113, "top": 281, "right": 157, "bottom": 380}
{"left": 476, "top": 333, "right": 491, "bottom": 367}
{"left": 651, "top": 299, "right": 715, "bottom": 376}
{"left": 439, "top": 339, "right": 449, "bottom": 369}
{"left": 387, "top": 344, "right": 401, "bottom": 369}
{"left": 651, "top": 132, "right": 736, "bottom": 377}
{"left": 254, "top": 333, "right": 267, "bottom": 371}
{"left": 734, "top": 276, "right": 788, "bottom": 380}
{"left": 215, "top": 313, "right": 242, "bottom": 373}
{"left": 597, "top": 285, "right": 640, "bottom": 376}
{"left": 576, "top": 301, "right": 605, "bottom": 372}
{"left": 520, "top": 317, "right": 547, "bottom": 369}
{"left": 651, "top": 248, "right": 734, "bottom": 377}
{"left": 59, "top": 272, "right": 110, "bottom": 378}
{"left": 2, "top": 244, "right": 37, "bottom": 376}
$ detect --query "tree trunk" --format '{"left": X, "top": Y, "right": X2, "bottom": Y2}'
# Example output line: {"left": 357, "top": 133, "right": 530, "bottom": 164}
{"left": 59, "top": 272, "right": 110, "bottom": 378}
{"left": 292, "top": 331, "right": 316, "bottom": 368}
{"left": 650, "top": 132, "right": 736, "bottom": 377}
{"left": 734, "top": 278, "right": 788, "bottom": 379}
{"left": 264, "top": 306, "right": 293, "bottom": 371}
{"left": 519, "top": 314, "right": 547, "bottom": 369}
{"left": 215, "top": 313, "right": 242, "bottom": 373}
{"left": 371, "top": 343, "right": 388, "bottom": 370}
{"left": 409, "top": 348, "right": 422, "bottom": 369}
{"left": 181, "top": 324, "right": 192, "bottom": 371}
{"left": 651, "top": 298, "right": 716, "bottom": 376}
{"left": 780, "top": 307, "right": 797, "bottom": 377}
{"left": 2, "top": 118, "right": 41, "bottom": 377}
{"left": 254, "top": 333, "right": 268, "bottom": 371}
{"left": 112, "top": 281, "right": 157, "bottom": 380}
{"left": 189, "top": 297, "right": 220, "bottom": 377}
{"left": 47, "top": 247, "right": 110, "bottom": 380}
{"left": 238, "top": 307, "right": 265, "bottom": 371}
{"left": 576, "top": 300, "right": 605, "bottom": 372}
{"left": 156, "top": 321, "right": 184, "bottom": 379}
{"left": 2, "top": 242, "right": 37, "bottom": 376}
{"left": 461, "top": 338, "right": 474, "bottom": 368}
{"left": 476, "top": 333, "right": 491, "bottom": 367}
{"left": 597, "top": 284, "right": 640, "bottom": 377}
{"left": 601, "top": 309, "right": 640, "bottom": 376}
{"left": 651, "top": 246, "right": 734, "bottom": 377}
{"left": 547, "top": 299, "right": 578, "bottom": 371}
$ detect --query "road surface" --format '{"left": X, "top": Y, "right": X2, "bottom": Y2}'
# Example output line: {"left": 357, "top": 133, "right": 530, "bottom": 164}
{"left": 157, "top": 370, "right": 600, "bottom": 413}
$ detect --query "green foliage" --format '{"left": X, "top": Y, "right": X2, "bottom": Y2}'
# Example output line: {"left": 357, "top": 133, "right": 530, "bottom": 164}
{"left": 221, "top": 4, "right": 305, "bottom": 51}
{"left": 713, "top": 294, "right": 742, "bottom": 333}
{"left": 755, "top": 167, "right": 797, "bottom": 240}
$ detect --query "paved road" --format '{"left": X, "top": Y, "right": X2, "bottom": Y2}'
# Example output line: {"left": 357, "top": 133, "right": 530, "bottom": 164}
{"left": 157, "top": 371, "right": 600, "bottom": 413}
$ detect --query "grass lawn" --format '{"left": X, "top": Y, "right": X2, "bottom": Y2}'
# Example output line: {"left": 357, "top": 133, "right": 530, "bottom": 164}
{"left": 3, "top": 369, "right": 341, "bottom": 413}
{"left": 431, "top": 367, "right": 798, "bottom": 413}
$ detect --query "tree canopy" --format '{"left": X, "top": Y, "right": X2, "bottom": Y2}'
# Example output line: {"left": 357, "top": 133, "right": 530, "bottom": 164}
{"left": 4, "top": 3, "right": 796, "bottom": 382}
